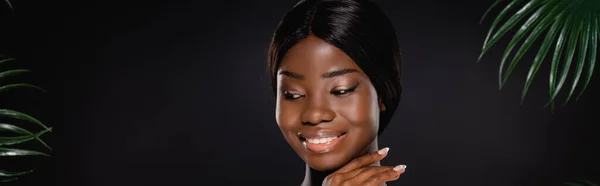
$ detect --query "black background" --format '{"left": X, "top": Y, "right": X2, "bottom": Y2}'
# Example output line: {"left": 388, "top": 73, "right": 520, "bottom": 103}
{"left": 1, "top": 0, "right": 599, "bottom": 185}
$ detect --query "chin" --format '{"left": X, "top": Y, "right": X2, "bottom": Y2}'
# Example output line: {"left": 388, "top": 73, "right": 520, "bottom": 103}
{"left": 304, "top": 154, "right": 349, "bottom": 172}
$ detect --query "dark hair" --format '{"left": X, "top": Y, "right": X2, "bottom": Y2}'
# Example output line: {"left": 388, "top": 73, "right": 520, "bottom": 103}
{"left": 267, "top": 0, "right": 402, "bottom": 134}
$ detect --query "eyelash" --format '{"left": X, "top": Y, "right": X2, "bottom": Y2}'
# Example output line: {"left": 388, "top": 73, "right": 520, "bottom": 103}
{"left": 283, "top": 91, "right": 303, "bottom": 100}
{"left": 331, "top": 85, "right": 359, "bottom": 96}
{"left": 282, "top": 84, "right": 359, "bottom": 100}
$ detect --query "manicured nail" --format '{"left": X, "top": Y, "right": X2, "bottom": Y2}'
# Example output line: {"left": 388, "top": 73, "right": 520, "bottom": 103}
{"left": 377, "top": 147, "right": 390, "bottom": 155}
{"left": 393, "top": 165, "right": 406, "bottom": 171}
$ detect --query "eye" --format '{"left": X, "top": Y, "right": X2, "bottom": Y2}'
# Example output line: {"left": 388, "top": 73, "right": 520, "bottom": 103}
{"left": 282, "top": 91, "right": 303, "bottom": 100}
{"left": 331, "top": 84, "right": 359, "bottom": 96}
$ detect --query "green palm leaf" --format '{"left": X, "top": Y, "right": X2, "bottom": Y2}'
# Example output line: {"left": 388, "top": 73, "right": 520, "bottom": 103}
{"left": 576, "top": 11, "right": 598, "bottom": 101}
{"left": 0, "top": 109, "right": 50, "bottom": 130}
{"left": 500, "top": 0, "right": 571, "bottom": 92}
{"left": 547, "top": 10, "right": 574, "bottom": 110}
{"left": 552, "top": 12, "right": 582, "bottom": 104}
{"left": 2, "top": 3, "right": 52, "bottom": 183}
{"left": 0, "top": 58, "right": 15, "bottom": 65}
{"left": 480, "top": 0, "right": 600, "bottom": 108}
{"left": 0, "top": 69, "right": 30, "bottom": 80}
{"left": 0, "top": 128, "right": 51, "bottom": 146}
{"left": 0, "top": 147, "right": 49, "bottom": 156}
{"left": 479, "top": 0, "right": 521, "bottom": 47}
{"left": 562, "top": 12, "right": 592, "bottom": 106}
{"left": 0, "top": 83, "right": 47, "bottom": 93}
{"left": 0, "top": 123, "right": 31, "bottom": 135}
{"left": 521, "top": 7, "right": 566, "bottom": 105}
{"left": 0, "top": 123, "right": 51, "bottom": 150}
{"left": 0, "top": 170, "right": 32, "bottom": 177}
{"left": 480, "top": 0, "right": 505, "bottom": 24}
{"left": 3, "top": 0, "right": 12, "bottom": 10}
{"left": 1, "top": 177, "right": 19, "bottom": 183}
{"left": 480, "top": 0, "right": 545, "bottom": 61}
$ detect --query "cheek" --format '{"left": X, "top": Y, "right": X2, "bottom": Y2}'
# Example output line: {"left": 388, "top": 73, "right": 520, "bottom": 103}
{"left": 332, "top": 89, "right": 380, "bottom": 131}
{"left": 275, "top": 97, "right": 300, "bottom": 130}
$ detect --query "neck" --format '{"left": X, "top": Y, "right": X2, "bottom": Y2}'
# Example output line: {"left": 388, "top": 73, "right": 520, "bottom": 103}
{"left": 301, "top": 139, "right": 380, "bottom": 186}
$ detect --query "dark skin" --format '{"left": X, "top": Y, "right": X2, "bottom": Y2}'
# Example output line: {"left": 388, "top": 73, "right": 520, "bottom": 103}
{"left": 275, "top": 35, "right": 406, "bottom": 186}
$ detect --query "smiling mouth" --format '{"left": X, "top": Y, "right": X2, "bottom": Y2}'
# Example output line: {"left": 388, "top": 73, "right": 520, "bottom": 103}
{"left": 299, "top": 132, "right": 347, "bottom": 154}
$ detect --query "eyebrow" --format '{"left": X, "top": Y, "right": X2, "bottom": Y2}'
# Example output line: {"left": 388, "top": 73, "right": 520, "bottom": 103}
{"left": 279, "top": 68, "right": 359, "bottom": 80}
{"left": 321, "top": 68, "right": 358, "bottom": 78}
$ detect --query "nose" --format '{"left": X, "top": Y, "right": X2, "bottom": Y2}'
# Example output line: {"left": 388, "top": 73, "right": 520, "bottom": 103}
{"left": 301, "top": 96, "right": 336, "bottom": 125}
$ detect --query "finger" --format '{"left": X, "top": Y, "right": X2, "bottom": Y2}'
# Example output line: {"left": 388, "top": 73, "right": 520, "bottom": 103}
{"left": 347, "top": 165, "right": 399, "bottom": 182}
{"left": 336, "top": 147, "right": 390, "bottom": 173}
{"left": 340, "top": 165, "right": 393, "bottom": 180}
{"left": 362, "top": 165, "right": 406, "bottom": 186}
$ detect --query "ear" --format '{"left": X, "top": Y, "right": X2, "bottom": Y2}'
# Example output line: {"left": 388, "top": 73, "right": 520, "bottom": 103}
{"left": 378, "top": 98, "right": 386, "bottom": 111}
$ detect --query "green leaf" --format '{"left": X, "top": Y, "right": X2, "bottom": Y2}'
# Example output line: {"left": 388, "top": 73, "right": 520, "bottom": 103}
{"left": 547, "top": 11, "right": 574, "bottom": 111}
{"left": 551, "top": 12, "right": 583, "bottom": 102}
{"left": 0, "top": 123, "right": 52, "bottom": 150}
{"left": 0, "top": 170, "right": 33, "bottom": 177}
{"left": 0, "top": 147, "right": 49, "bottom": 156}
{"left": 0, "top": 123, "right": 31, "bottom": 135}
{"left": 1, "top": 177, "right": 18, "bottom": 182}
{"left": 0, "top": 69, "right": 31, "bottom": 81}
{"left": 0, "top": 83, "right": 47, "bottom": 94}
{"left": 497, "top": 0, "right": 565, "bottom": 90}
{"left": 480, "top": 0, "right": 505, "bottom": 24}
{"left": 0, "top": 109, "right": 50, "bottom": 130}
{"left": 562, "top": 11, "right": 591, "bottom": 106}
{"left": 576, "top": 11, "right": 598, "bottom": 101}
{"left": 0, "top": 58, "right": 15, "bottom": 66}
{"left": 521, "top": 10, "right": 565, "bottom": 105}
{"left": 501, "top": 0, "right": 572, "bottom": 91}
{"left": 480, "top": 0, "right": 523, "bottom": 56}
{"left": 479, "top": 0, "right": 545, "bottom": 61}
{"left": 4, "top": 0, "right": 13, "bottom": 10}
{"left": 0, "top": 128, "right": 51, "bottom": 146}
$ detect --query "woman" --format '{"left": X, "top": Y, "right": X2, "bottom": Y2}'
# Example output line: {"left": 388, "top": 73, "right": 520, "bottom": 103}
{"left": 267, "top": 0, "right": 405, "bottom": 185}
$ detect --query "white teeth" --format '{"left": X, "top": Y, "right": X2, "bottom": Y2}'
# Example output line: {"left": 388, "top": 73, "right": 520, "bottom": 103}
{"left": 307, "top": 136, "right": 338, "bottom": 144}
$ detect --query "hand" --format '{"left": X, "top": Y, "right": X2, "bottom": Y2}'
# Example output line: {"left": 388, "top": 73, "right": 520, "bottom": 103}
{"left": 322, "top": 147, "right": 406, "bottom": 186}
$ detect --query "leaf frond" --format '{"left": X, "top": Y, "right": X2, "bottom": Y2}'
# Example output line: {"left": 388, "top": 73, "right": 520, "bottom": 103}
{"left": 0, "top": 147, "right": 49, "bottom": 156}
{"left": 501, "top": 0, "right": 572, "bottom": 91}
{"left": 0, "top": 83, "right": 46, "bottom": 94}
{"left": 0, "top": 170, "right": 33, "bottom": 177}
{"left": 0, "top": 69, "right": 31, "bottom": 81}
{"left": 480, "top": 0, "right": 540, "bottom": 61}
{"left": 0, "top": 128, "right": 52, "bottom": 146}
{"left": 521, "top": 8, "right": 567, "bottom": 105}
{"left": 551, "top": 11, "right": 584, "bottom": 103}
{"left": 1, "top": 177, "right": 19, "bottom": 182}
{"left": 0, "top": 109, "right": 50, "bottom": 130}
{"left": 562, "top": 11, "right": 592, "bottom": 106}
{"left": 480, "top": 0, "right": 506, "bottom": 24}
{"left": 3, "top": 0, "right": 13, "bottom": 10}
{"left": 0, "top": 123, "right": 51, "bottom": 150}
{"left": 576, "top": 10, "right": 599, "bottom": 101}
{"left": 0, "top": 58, "right": 16, "bottom": 66}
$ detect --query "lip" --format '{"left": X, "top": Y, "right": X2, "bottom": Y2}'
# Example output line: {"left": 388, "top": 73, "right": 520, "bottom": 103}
{"left": 298, "top": 130, "right": 347, "bottom": 154}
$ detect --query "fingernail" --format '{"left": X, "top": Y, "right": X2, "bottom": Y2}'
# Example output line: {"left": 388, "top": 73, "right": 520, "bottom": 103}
{"left": 377, "top": 147, "right": 390, "bottom": 155}
{"left": 393, "top": 164, "right": 406, "bottom": 171}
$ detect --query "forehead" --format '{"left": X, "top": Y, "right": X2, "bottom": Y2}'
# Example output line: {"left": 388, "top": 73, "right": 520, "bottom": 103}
{"left": 279, "top": 35, "right": 362, "bottom": 75}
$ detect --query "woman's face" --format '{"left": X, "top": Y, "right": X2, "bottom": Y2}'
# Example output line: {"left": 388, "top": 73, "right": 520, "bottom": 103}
{"left": 275, "top": 35, "right": 385, "bottom": 171}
